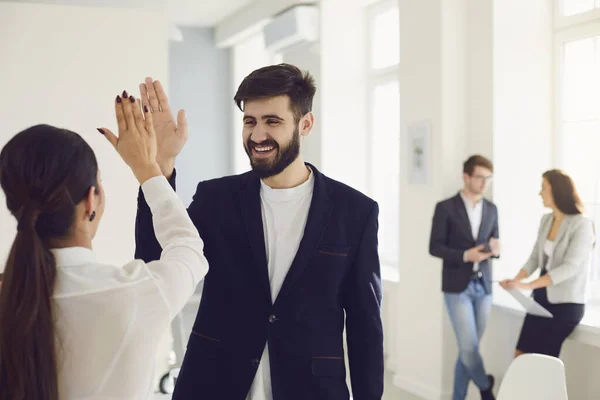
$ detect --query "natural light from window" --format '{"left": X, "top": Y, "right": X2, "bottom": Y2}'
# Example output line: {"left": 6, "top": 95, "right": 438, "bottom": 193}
{"left": 557, "top": 5, "right": 600, "bottom": 314}
{"left": 367, "top": 0, "right": 400, "bottom": 272}
{"left": 561, "top": 0, "right": 600, "bottom": 16}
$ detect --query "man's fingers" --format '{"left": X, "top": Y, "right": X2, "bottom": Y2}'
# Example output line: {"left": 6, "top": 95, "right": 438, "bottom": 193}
{"left": 143, "top": 104, "right": 154, "bottom": 136}
{"left": 139, "top": 82, "right": 151, "bottom": 112}
{"left": 145, "top": 77, "right": 160, "bottom": 111}
{"left": 122, "top": 94, "right": 137, "bottom": 133}
{"left": 154, "top": 80, "right": 170, "bottom": 112}
{"left": 115, "top": 95, "right": 126, "bottom": 133}
{"left": 132, "top": 98, "right": 145, "bottom": 133}
{"left": 177, "top": 109, "right": 187, "bottom": 137}
{"left": 97, "top": 127, "right": 118, "bottom": 149}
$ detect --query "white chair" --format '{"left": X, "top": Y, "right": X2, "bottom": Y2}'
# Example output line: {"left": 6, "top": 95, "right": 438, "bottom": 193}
{"left": 496, "top": 353, "right": 568, "bottom": 400}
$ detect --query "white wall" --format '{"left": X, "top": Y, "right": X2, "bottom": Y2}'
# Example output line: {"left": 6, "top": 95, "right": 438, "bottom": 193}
{"left": 0, "top": 2, "right": 168, "bottom": 269}
{"left": 466, "top": 0, "right": 493, "bottom": 158}
{"left": 169, "top": 27, "right": 232, "bottom": 205}
{"left": 320, "top": 0, "right": 369, "bottom": 195}
{"left": 491, "top": 0, "right": 553, "bottom": 300}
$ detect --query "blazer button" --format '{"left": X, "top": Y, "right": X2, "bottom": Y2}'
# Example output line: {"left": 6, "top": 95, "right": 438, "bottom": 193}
{"left": 269, "top": 314, "right": 277, "bottom": 323}
{"left": 252, "top": 358, "right": 260, "bottom": 367}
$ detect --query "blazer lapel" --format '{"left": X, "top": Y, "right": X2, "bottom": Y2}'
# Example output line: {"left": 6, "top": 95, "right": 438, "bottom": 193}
{"left": 537, "top": 214, "right": 552, "bottom": 262}
{"left": 237, "top": 173, "right": 272, "bottom": 304}
{"left": 274, "top": 165, "right": 333, "bottom": 305}
{"left": 454, "top": 194, "right": 474, "bottom": 240}
{"left": 477, "top": 200, "right": 490, "bottom": 242}
{"left": 540, "top": 215, "right": 552, "bottom": 241}
{"left": 554, "top": 215, "right": 571, "bottom": 246}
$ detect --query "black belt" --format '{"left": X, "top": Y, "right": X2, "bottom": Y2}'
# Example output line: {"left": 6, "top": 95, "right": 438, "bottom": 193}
{"left": 470, "top": 270, "right": 483, "bottom": 280}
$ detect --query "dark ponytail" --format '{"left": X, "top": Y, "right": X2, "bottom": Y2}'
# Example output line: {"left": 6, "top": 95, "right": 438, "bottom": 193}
{"left": 0, "top": 124, "right": 98, "bottom": 400}
{"left": 0, "top": 209, "right": 59, "bottom": 399}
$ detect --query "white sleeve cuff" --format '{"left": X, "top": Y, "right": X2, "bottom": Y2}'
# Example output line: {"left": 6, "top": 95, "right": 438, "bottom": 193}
{"left": 141, "top": 175, "right": 176, "bottom": 210}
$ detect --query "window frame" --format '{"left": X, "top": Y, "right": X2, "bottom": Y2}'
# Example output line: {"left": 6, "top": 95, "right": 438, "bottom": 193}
{"left": 366, "top": 0, "right": 401, "bottom": 275}
{"left": 554, "top": 0, "right": 600, "bottom": 29}
{"left": 554, "top": 3, "right": 600, "bottom": 303}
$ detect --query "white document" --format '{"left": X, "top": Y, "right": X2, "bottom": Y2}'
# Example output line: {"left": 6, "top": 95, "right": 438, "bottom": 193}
{"left": 506, "top": 289, "right": 553, "bottom": 318}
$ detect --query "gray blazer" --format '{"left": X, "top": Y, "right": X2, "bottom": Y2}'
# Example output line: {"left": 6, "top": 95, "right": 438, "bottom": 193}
{"left": 523, "top": 213, "right": 595, "bottom": 304}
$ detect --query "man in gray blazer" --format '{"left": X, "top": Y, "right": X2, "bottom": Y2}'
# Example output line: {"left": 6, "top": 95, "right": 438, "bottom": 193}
{"left": 429, "top": 155, "right": 500, "bottom": 400}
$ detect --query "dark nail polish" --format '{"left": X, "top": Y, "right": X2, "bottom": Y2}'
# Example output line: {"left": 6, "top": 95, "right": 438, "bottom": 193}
{"left": 96, "top": 128, "right": 104, "bottom": 135}
{"left": 129, "top": 96, "right": 135, "bottom": 103}
{"left": 144, "top": 105, "right": 149, "bottom": 113}
{"left": 116, "top": 95, "right": 121, "bottom": 103}
{"left": 123, "top": 90, "right": 128, "bottom": 98}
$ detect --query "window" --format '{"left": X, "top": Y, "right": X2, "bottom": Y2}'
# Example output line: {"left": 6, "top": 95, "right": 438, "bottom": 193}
{"left": 556, "top": 0, "right": 600, "bottom": 28}
{"left": 367, "top": 0, "right": 400, "bottom": 271}
{"left": 560, "top": 0, "right": 600, "bottom": 16}
{"left": 555, "top": 3, "right": 600, "bottom": 305}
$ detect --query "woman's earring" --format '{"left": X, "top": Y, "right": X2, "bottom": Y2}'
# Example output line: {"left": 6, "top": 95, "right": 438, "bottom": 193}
{"left": 89, "top": 211, "right": 96, "bottom": 222}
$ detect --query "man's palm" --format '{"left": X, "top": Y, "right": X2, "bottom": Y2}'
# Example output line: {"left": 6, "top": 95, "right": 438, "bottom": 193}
{"left": 139, "top": 77, "right": 188, "bottom": 163}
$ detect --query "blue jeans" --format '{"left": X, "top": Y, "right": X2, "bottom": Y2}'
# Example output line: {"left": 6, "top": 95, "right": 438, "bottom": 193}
{"left": 444, "top": 279, "right": 492, "bottom": 400}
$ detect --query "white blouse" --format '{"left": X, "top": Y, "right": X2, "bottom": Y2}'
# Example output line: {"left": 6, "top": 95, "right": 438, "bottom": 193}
{"left": 543, "top": 239, "right": 555, "bottom": 270}
{"left": 52, "top": 176, "right": 208, "bottom": 399}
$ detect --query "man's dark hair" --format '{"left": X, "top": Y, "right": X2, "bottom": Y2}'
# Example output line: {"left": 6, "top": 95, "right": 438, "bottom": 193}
{"left": 463, "top": 155, "right": 494, "bottom": 175}
{"left": 234, "top": 63, "right": 316, "bottom": 122}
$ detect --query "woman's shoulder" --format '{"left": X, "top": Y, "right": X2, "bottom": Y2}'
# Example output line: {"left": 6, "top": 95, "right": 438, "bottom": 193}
{"left": 567, "top": 213, "right": 593, "bottom": 226}
{"left": 53, "top": 260, "right": 153, "bottom": 299}
{"left": 563, "top": 214, "right": 595, "bottom": 239}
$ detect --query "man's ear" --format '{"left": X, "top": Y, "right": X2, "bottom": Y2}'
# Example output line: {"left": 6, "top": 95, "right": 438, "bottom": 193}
{"left": 300, "top": 112, "right": 315, "bottom": 137}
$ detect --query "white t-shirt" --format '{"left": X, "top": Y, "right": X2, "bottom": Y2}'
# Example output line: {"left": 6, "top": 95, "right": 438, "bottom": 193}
{"left": 246, "top": 169, "right": 315, "bottom": 400}
{"left": 460, "top": 192, "right": 483, "bottom": 272}
{"left": 543, "top": 239, "right": 555, "bottom": 271}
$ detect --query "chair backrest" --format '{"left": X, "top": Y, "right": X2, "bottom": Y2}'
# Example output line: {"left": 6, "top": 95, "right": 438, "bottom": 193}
{"left": 497, "top": 353, "right": 568, "bottom": 400}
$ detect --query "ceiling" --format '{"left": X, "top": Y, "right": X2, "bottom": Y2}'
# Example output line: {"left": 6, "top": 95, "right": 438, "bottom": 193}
{"left": 0, "top": 0, "right": 255, "bottom": 26}
{"left": 169, "top": 0, "right": 255, "bottom": 27}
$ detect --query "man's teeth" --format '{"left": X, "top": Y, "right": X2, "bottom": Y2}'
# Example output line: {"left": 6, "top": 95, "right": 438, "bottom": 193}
{"left": 255, "top": 146, "right": 274, "bottom": 152}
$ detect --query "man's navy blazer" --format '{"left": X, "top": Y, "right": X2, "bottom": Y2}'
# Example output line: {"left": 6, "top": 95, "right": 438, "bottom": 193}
{"left": 135, "top": 164, "right": 384, "bottom": 399}
{"left": 429, "top": 193, "right": 499, "bottom": 294}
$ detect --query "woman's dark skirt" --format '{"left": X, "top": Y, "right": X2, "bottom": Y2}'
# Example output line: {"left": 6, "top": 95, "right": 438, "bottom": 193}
{"left": 516, "top": 270, "right": 585, "bottom": 357}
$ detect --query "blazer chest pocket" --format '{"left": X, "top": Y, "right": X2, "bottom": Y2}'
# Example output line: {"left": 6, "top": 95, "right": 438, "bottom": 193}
{"left": 177, "top": 331, "right": 221, "bottom": 387}
{"left": 318, "top": 245, "right": 351, "bottom": 258}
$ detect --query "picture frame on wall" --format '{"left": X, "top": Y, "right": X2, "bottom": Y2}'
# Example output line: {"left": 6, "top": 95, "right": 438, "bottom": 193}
{"left": 408, "top": 120, "right": 431, "bottom": 185}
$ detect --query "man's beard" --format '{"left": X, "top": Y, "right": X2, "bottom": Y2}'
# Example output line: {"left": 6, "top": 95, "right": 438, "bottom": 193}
{"left": 244, "top": 126, "right": 300, "bottom": 179}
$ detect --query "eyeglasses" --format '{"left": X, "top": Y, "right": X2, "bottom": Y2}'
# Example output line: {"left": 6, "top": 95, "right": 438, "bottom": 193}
{"left": 471, "top": 174, "right": 493, "bottom": 182}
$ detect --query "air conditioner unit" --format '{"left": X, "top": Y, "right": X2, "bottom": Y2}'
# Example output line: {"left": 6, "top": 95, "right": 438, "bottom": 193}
{"left": 263, "top": 5, "right": 319, "bottom": 54}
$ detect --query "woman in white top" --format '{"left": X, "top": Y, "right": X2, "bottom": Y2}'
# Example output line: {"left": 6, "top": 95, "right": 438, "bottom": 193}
{"left": 0, "top": 92, "right": 208, "bottom": 399}
{"left": 501, "top": 169, "right": 594, "bottom": 358}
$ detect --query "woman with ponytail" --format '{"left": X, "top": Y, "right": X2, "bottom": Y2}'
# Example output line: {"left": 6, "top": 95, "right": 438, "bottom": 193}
{"left": 0, "top": 93, "right": 209, "bottom": 399}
